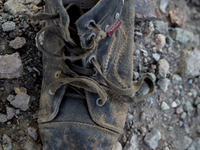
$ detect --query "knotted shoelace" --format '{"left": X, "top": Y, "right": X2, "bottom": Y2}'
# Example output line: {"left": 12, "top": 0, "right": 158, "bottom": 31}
{"left": 30, "top": 6, "right": 154, "bottom": 106}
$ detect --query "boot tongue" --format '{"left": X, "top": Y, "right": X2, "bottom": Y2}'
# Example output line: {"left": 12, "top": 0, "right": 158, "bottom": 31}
{"left": 62, "top": 4, "right": 84, "bottom": 46}
{"left": 75, "top": 0, "right": 124, "bottom": 49}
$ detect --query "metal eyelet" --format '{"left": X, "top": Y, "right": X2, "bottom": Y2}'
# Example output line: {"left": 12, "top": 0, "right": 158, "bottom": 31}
{"left": 96, "top": 98, "right": 103, "bottom": 107}
{"left": 88, "top": 55, "right": 96, "bottom": 64}
{"left": 93, "top": 68, "right": 98, "bottom": 77}
{"left": 87, "top": 20, "right": 96, "bottom": 30}
{"left": 55, "top": 71, "right": 61, "bottom": 79}
{"left": 49, "top": 89, "right": 55, "bottom": 95}
{"left": 115, "top": 13, "right": 120, "bottom": 19}
{"left": 87, "top": 32, "right": 96, "bottom": 41}
{"left": 105, "top": 25, "right": 110, "bottom": 32}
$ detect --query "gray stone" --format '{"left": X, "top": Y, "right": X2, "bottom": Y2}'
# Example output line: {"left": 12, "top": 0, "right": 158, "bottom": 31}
{"left": 0, "top": 52, "right": 23, "bottom": 79}
{"left": 157, "top": 59, "right": 169, "bottom": 79}
{"left": 157, "top": 78, "right": 170, "bottom": 92}
{"left": 6, "top": 106, "right": 15, "bottom": 120}
{"left": 134, "top": 50, "right": 140, "bottom": 56}
{"left": 135, "top": 0, "right": 157, "bottom": 21}
{"left": 166, "top": 36, "right": 174, "bottom": 46}
{"left": 195, "top": 97, "right": 200, "bottom": 105}
{"left": 2, "top": 134, "right": 12, "bottom": 150}
{"left": 159, "top": 0, "right": 170, "bottom": 13}
{"left": 127, "top": 113, "right": 134, "bottom": 121}
{"left": 10, "top": 92, "right": 30, "bottom": 111}
{"left": 140, "top": 112, "right": 146, "bottom": 121}
{"left": 4, "top": 0, "right": 41, "bottom": 15}
{"left": 136, "top": 82, "right": 150, "bottom": 97}
{"left": 169, "top": 28, "right": 194, "bottom": 45}
{"left": 161, "top": 102, "right": 170, "bottom": 110}
{"left": 188, "top": 137, "right": 200, "bottom": 150}
{"left": 184, "top": 101, "right": 194, "bottom": 113}
{"left": 176, "top": 105, "right": 184, "bottom": 114}
{"left": 7, "top": 95, "right": 15, "bottom": 102}
{"left": 182, "top": 136, "right": 192, "bottom": 150}
{"left": 124, "top": 133, "right": 138, "bottom": 150}
{"left": 152, "top": 53, "right": 160, "bottom": 62}
{"left": 178, "top": 49, "right": 200, "bottom": 79}
{"left": 9, "top": 37, "right": 26, "bottom": 49}
{"left": 2, "top": 21, "right": 15, "bottom": 32}
{"left": 188, "top": 79, "right": 193, "bottom": 84}
{"left": 193, "top": 34, "right": 200, "bottom": 47}
{"left": 0, "top": 113, "right": 7, "bottom": 123}
{"left": 23, "top": 136, "right": 42, "bottom": 150}
{"left": 155, "top": 34, "right": 166, "bottom": 49}
{"left": 172, "top": 74, "right": 182, "bottom": 84}
{"left": 15, "top": 109, "right": 20, "bottom": 115}
{"left": 181, "top": 112, "right": 187, "bottom": 119}
{"left": 144, "top": 128, "right": 161, "bottom": 149}
{"left": 197, "top": 104, "right": 200, "bottom": 115}
{"left": 112, "top": 142, "right": 122, "bottom": 150}
{"left": 153, "top": 21, "right": 168, "bottom": 35}
{"left": 27, "top": 127, "right": 37, "bottom": 141}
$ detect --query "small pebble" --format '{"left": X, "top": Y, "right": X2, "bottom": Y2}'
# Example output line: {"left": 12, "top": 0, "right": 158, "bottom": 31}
{"left": 195, "top": 97, "right": 200, "bottom": 105}
{"left": 27, "top": 127, "right": 38, "bottom": 141}
{"left": 2, "top": 21, "right": 15, "bottom": 31}
{"left": 171, "top": 101, "right": 178, "bottom": 108}
{"left": 7, "top": 95, "right": 15, "bottom": 102}
{"left": 188, "top": 79, "right": 193, "bottom": 84}
{"left": 152, "top": 53, "right": 160, "bottom": 62}
{"left": 154, "top": 34, "right": 166, "bottom": 49}
{"left": 0, "top": 113, "right": 7, "bottom": 123}
{"left": 181, "top": 112, "right": 187, "bottom": 119}
{"left": 134, "top": 50, "right": 140, "bottom": 56}
{"left": 6, "top": 106, "right": 15, "bottom": 120}
{"left": 9, "top": 37, "right": 26, "bottom": 49}
{"left": 140, "top": 112, "right": 146, "bottom": 121}
{"left": 2, "top": 134, "right": 12, "bottom": 150}
{"left": 161, "top": 102, "right": 170, "bottom": 110}
{"left": 176, "top": 105, "right": 184, "bottom": 114}
{"left": 14, "top": 87, "right": 27, "bottom": 94}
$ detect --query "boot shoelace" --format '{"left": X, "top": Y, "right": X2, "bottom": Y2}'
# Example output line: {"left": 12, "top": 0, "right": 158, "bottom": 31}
{"left": 32, "top": 9, "right": 154, "bottom": 107}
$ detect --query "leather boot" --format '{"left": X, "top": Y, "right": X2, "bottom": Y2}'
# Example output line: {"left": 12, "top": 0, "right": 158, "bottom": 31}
{"left": 35, "top": 0, "right": 154, "bottom": 149}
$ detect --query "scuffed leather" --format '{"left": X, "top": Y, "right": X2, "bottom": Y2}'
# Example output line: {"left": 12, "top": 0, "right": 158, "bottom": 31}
{"left": 38, "top": 0, "right": 137, "bottom": 149}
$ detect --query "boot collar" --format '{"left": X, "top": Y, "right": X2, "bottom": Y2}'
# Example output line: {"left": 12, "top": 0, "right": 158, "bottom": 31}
{"left": 76, "top": 0, "right": 124, "bottom": 49}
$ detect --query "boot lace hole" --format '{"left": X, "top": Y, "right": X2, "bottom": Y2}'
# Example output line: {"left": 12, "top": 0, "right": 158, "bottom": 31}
{"left": 96, "top": 98, "right": 103, "bottom": 107}
{"left": 88, "top": 32, "right": 96, "bottom": 41}
{"left": 88, "top": 55, "right": 96, "bottom": 64}
{"left": 55, "top": 71, "right": 61, "bottom": 79}
{"left": 87, "top": 20, "right": 96, "bottom": 30}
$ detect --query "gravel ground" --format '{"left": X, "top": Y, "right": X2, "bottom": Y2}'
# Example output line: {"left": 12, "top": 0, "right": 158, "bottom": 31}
{"left": 0, "top": 0, "right": 200, "bottom": 150}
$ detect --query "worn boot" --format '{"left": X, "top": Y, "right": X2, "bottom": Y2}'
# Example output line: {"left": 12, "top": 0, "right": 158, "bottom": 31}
{"left": 35, "top": 0, "right": 154, "bottom": 149}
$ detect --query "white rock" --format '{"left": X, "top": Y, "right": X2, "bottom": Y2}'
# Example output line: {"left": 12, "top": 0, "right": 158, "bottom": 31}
{"left": 10, "top": 92, "right": 30, "bottom": 111}
{"left": 160, "top": 0, "right": 170, "bottom": 13}
{"left": 4, "top": 0, "right": 42, "bottom": 15}
{"left": 0, "top": 52, "right": 23, "bottom": 79}
{"left": 112, "top": 142, "right": 122, "bottom": 150}
{"left": 161, "top": 102, "right": 170, "bottom": 110}
{"left": 171, "top": 101, "right": 178, "bottom": 108}
{"left": 144, "top": 128, "right": 161, "bottom": 149}
{"left": 157, "top": 59, "right": 169, "bottom": 79}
